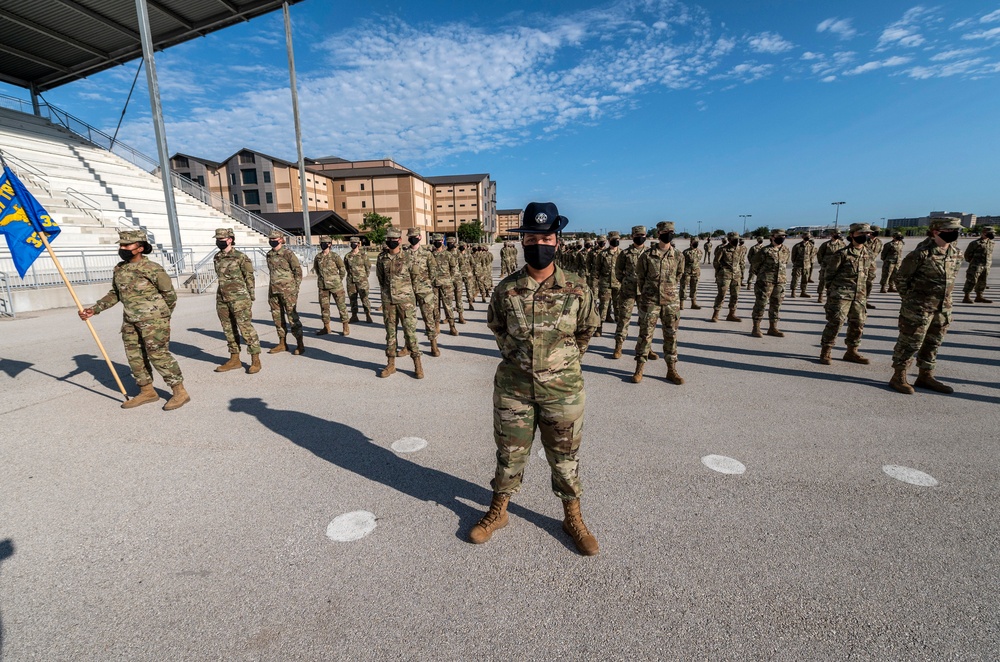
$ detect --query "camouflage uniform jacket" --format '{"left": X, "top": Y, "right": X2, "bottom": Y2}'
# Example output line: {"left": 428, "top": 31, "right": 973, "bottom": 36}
{"left": 866, "top": 237, "right": 883, "bottom": 265}
{"left": 895, "top": 237, "right": 962, "bottom": 309}
{"left": 713, "top": 244, "right": 741, "bottom": 276}
{"left": 817, "top": 238, "right": 846, "bottom": 270}
{"left": 750, "top": 244, "right": 791, "bottom": 284}
{"left": 824, "top": 244, "right": 872, "bottom": 299}
{"left": 312, "top": 251, "right": 346, "bottom": 292}
{"left": 880, "top": 239, "right": 904, "bottom": 265}
{"left": 682, "top": 247, "right": 702, "bottom": 275}
{"left": 214, "top": 249, "right": 255, "bottom": 303}
{"left": 790, "top": 240, "right": 814, "bottom": 266}
{"left": 433, "top": 249, "right": 459, "bottom": 283}
{"left": 458, "top": 251, "right": 474, "bottom": 277}
{"left": 266, "top": 246, "right": 302, "bottom": 293}
{"left": 636, "top": 243, "right": 685, "bottom": 305}
{"left": 597, "top": 247, "right": 622, "bottom": 288}
{"left": 734, "top": 245, "right": 748, "bottom": 276}
{"left": 615, "top": 244, "right": 646, "bottom": 297}
{"left": 487, "top": 266, "right": 599, "bottom": 396}
{"left": 964, "top": 237, "right": 994, "bottom": 266}
{"left": 406, "top": 245, "right": 442, "bottom": 293}
{"left": 376, "top": 250, "right": 416, "bottom": 305}
{"left": 92, "top": 257, "right": 176, "bottom": 323}
{"left": 746, "top": 244, "right": 765, "bottom": 274}
{"left": 344, "top": 250, "right": 372, "bottom": 287}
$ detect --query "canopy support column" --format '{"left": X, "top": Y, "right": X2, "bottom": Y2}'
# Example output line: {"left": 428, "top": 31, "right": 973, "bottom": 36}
{"left": 283, "top": 1, "right": 310, "bottom": 244}
{"left": 29, "top": 82, "right": 41, "bottom": 116}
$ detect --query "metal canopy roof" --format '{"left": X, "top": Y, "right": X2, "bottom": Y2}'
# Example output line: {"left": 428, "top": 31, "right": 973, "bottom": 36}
{"left": 0, "top": 0, "right": 303, "bottom": 92}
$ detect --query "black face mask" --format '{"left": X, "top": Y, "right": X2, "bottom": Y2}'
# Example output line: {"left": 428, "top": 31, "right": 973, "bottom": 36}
{"left": 523, "top": 243, "right": 556, "bottom": 270}
{"left": 408, "top": 236, "right": 420, "bottom": 246}
{"left": 609, "top": 239, "right": 620, "bottom": 247}
{"left": 386, "top": 239, "right": 400, "bottom": 250}
{"left": 459, "top": 247, "right": 465, "bottom": 252}
{"left": 659, "top": 232, "right": 673, "bottom": 244}
{"left": 852, "top": 235, "right": 868, "bottom": 244}
{"left": 596, "top": 242, "right": 606, "bottom": 248}
{"left": 269, "top": 240, "right": 280, "bottom": 248}
{"left": 118, "top": 248, "right": 135, "bottom": 262}
{"left": 433, "top": 241, "right": 443, "bottom": 248}
{"left": 692, "top": 241, "right": 699, "bottom": 247}
{"left": 350, "top": 243, "right": 360, "bottom": 250}
{"left": 938, "top": 230, "right": 959, "bottom": 243}
{"left": 216, "top": 240, "right": 229, "bottom": 250}
{"left": 320, "top": 242, "right": 331, "bottom": 250}
{"left": 633, "top": 237, "right": 645, "bottom": 245}
{"left": 773, "top": 237, "right": 785, "bottom": 245}
{"left": 986, "top": 233, "right": 995, "bottom": 240}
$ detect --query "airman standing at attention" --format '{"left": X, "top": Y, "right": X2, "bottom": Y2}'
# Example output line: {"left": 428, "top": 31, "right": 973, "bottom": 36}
{"left": 679, "top": 236, "right": 702, "bottom": 310}
{"left": 631, "top": 221, "right": 685, "bottom": 385}
{"left": 588, "top": 236, "right": 605, "bottom": 300}
{"left": 711, "top": 231, "right": 743, "bottom": 323}
{"left": 430, "top": 233, "right": 459, "bottom": 336}
{"left": 446, "top": 236, "right": 467, "bottom": 323}
{"left": 863, "top": 225, "right": 883, "bottom": 309}
{"left": 312, "top": 235, "right": 349, "bottom": 337}
{"left": 889, "top": 217, "right": 964, "bottom": 395}
{"left": 703, "top": 236, "right": 713, "bottom": 263}
{"left": 612, "top": 225, "right": 649, "bottom": 359}
{"left": 789, "top": 233, "right": 815, "bottom": 298}
{"left": 880, "top": 232, "right": 905, "bottom": 293}
{"left": 749, "top": 228, "right": 791, "bottom": 338}
{"left": 962, "top": 225, "right": 994, "bottom": 304}
{"left": 596, "top": 231, "right": 622, "bottom": 332}
{"left": 458, "top": 242, "right": 477, "bottom": 311}
{"left": 404, "top": 228, "right": 443, "bottom": 357}
{"left": 745, "top": 236, "right": 765, "bottom": 289}
{"left": 265, "top": 230, "right": 304, "bottom": 355}
{"left": 376, "top": 228, "right": 423, "bottom": 378}
{"left": 78, "top": 229, "right": 189, "bottom": 410}
{"left": 468, "top": 202, "right": 600, "bottom": 556}
{"left": 818, "top": 223, "right": 874, "bottom": 365}
{"left": 344, "top": 236, "right": 373, "bottom": 324}
{"left": 212, "top": 227, "right": 261, "bottom": 374}
{"left": 816, "top": 229, "right": 846, "bottom": 304}
{"left": 474, "top": 245, "right": 492, "bottom": 302}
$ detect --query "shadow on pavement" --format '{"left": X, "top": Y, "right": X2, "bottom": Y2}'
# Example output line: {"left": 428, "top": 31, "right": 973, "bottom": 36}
{"left": 0, "top": 538, "right": 14, "bottom": 659}
{"left": 171, "top": 341, "right": 225, "bottom": 366}
{"left": 0, "top": 358, "right": 32, "bottom": 379}
{"left": 228, "top": 398, "right": 569, "bottom": 545}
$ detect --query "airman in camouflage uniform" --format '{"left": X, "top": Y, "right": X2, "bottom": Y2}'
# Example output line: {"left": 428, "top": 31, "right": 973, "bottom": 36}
{"left": 679, "top": 237, "right": 702, "bottom": 310}
{"left": 404, "top": 228, "right": 442, "bottom": 357}
{"left": 789, "top": 234, "right": 815, "bottom": 298}
{"left": 79, "top": 229, "right": 189, "bottom": 410}
{"left": 744, "top": 236, "right": 765, "bottom": 289}
{"left": 596, "top": 232, "right": 622, "bottom": 334}
{"left": 749, "top": 228, "right": 791, "bottom": 338}
{"left": 588, "top": 236, "right": 605, "bottom": 299}
{"left": 961, "top": 225, "right": 994, "bottom": 304}
{"left": 376, "top": 227, "right": 423, "bottom": 378}
{"left": 458, "top": 243, "right": 477, "bottom": 311}
{"left": 819, "top": 223, "right": 874, "bottom": 366}
{"left": 864, "top": 225, "right": 883, "bottom": 309}
{"left": 446, "top": 237, "right": 467, "bottom": 323}
{"left": 702, "top": 236, "right": 713, "bottom": 264}
{"left": 631, "top": 221, "right": 685, "bottom": 385}
{"left": 212, "top": 227, "right": 261, "bottom": 375}
{"left": 612, "top": 225, "right": 651, "bottom": 359}
{"left": 500, "top": 240, "right": 518, "bottom": 277}
{"left": 711, "top": 231, "right": 743, "bottom": 323}
{"left": 816, "top": 230, "right": 846, "bottom": 303}
{"left": 344, "top": 236, "right": 373, "bottom": 323}
{"left": 889, "top": 217, "right": 964, "bottom": 395}
{"left": 312, "top": 235, "right": 349, "bottom": 336}
{"left": 431, "top": 233, "right": 460, "bottom": 336}
{"left": 265, "top": 230, "right": 304, "bottom": 355}
{"left": 880, "top": 232, "right": 905, "bottom": 293}
{"left": 473, "top": 245, "right": 493, "bottom": 302}
{"left": 469, "top": 202, "right": 600, "bottom": 556}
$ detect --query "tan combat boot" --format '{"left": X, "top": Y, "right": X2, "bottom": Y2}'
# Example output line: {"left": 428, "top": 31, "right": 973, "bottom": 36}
{"left": 843, "top": 346, "right": 870, "bottom": 364}
{"left": 449, "top": 321, "right": 458, "bottom": 336}
{"left": 612, "top": 339, "right": 623, "bottom": 359}
{"left": 268, "top": 338, "right": 286, "bottom": 354}
{"left": 789, "top": 291, "right": 796, "bottom": 298}
{"left": 215, "top": 353, "right": 242, "bottom": 372}
{"left": 690, "top": 298, "right": 701, "bottom": 310}
{"left": 247, "top": 354, "right": 261, "bottom": 374}
{"left": 800, "top": 289, "right": 811, "bottom": 298}
{"left": 430, "top": 337, "right": 440, "bottom": 358}
{"left": 292, "top": 332, "right": 305, "bottom": 355}
{"left": 631, "top": 361, "right": 644, "bottom": 384}
{"left": 379, "top": 356, "right": 396, "bottom": 378}
{"left": 349, "top": 313, "right": 360, "bottom": 323}
{"left": 594, "top": 326, "right": 602, "bottom": 337}
{"left": 562, "top": 499, "right": 599, "bottom": 556}
{"left": 889, "top": 365, "right": 914, "bottom": 394}
{"left": 365, "top": 312, "right": 373, "bottom": 323}
{"left": 866, "top": 302, "right": 877, "bottom": 310}
{"left": 726, "top": 308, "right": 742, "bottom": 322}
{"left": 751, "top": 320, "right": 763, "bottom": 338}
{"left": 709, "top": 308, "right": 720, "bottom": 323}
{"left": 397, "top": 346, "right": 410, "bottom": 357}
{"left": 679, "top": 300, "right": 684, "bottom": 310}
{"left": 458, "top": 311, "right": 466, "bottom": 324}
{"left": 412, "top": 355, "right": 424, "bottom": 379}
{"left": 817, "top": 291, "right": 825, "bottom": 304}
{"left": 468, "top": 493, "right": 510, "bottom": 544}
{"left": 316, "top": 323, "right": 330, "bottom": 336}
{"left": 766, "top": 322, "right": 784, "bottom": 338}
{"left": 163, "top": 383, "right": 190, "bottom": 411}
{"left": 975, "top": 294, "right": 993, "bottom": 304}
{"left": 962, "top": 293, "right": 974, "bottom": 303}
{"left": 880, "top": 285, "right": 887, "bottom": 293}
{"left": 819, "top": 344, "right": 833, "bottom": 365}
{"left": 121, "top": 383, "right": 158, "bottom": 409}
{"left": 647, "top": 350, "right": 659, "bottom": 360}
{"left": 914, "top": 369, "right": 954, "bottom": 394}
{"left": 342, "top": 321, "right": 350, "bottom": 336}
{"left": 665, "top": 362, "right": 684, "bottom": 385}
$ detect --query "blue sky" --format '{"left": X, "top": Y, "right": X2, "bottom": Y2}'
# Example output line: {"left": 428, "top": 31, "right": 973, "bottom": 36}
{"left": 4, "top": 0, "right": 1000, "bottom": 233}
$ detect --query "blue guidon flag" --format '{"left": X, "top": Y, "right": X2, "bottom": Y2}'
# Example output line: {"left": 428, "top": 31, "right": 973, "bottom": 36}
{"left": 0, "top": 165, "right": 60, "bottom": 278}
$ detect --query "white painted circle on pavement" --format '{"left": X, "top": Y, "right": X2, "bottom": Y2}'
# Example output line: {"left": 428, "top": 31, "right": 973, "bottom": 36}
{"left": 326, "top": 511, "right": 377, "bottom": 542}
{"left": 882, "top": 465, "right": 938, "bottom": 487}
{"left": 701, "top": 455, "right": 746, "bottom": 475}
{"left": 391, "top": 437, "right": 427, "bottom": 453}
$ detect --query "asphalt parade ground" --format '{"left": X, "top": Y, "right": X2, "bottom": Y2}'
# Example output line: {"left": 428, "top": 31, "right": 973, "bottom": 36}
{"left": 1, "top": 244, "right": 998, "bottom": 660}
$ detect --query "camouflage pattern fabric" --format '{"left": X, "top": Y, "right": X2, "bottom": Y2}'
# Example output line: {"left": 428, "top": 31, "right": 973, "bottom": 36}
{"left": 963, "top": 237, "right": 994, "bottom": 295}
{"left": 597, "top": 246, "right": 622, "bottom": 322}
{"left": 214, "top": 249, "right": 259, "bottom": 355}
{"left": 267, "top": 246, "right": 302, "bottom": 340}
{"left": 713, "top": 243, "right": 741, "bottom": 311}
{"left": 313, "top": 250, "right": 348, "bottom": 324}
{"left": 865, "top": 236, "right": 883, "bottom": 297}
{"left": 880, "top": 238, "right": 904, "bottom": 290}
{"left": 457, "top": 249, "right": 477, "bottom": 306}
{"left": 679, "top": 246, "right": 702, "bottom": 302}
{"left": 448, "top": 247, "right": 466, "bottom": 311}
{"left": 487, "top": 266, "right": 598, "bottom": 500}
{"left": 816, "top": 237, "right": 846, "bottom": 294}
{"left": 891, "top": 237, "right": 962, "bottom": 370}
{"left": 790, "top": 238, "right": 815, "bottom": 294}
{"left": 820, "top": 244, "right": 872, "bottom": 347}
{"left": 433, "top": 248, "right": 458, "bottom": 323}
{"left": 344, "top": 248, "right": 373, "bottom": 318}
{"left": 614, "top": 243, "right": 646, "bottom": 342}
{"left": 91, "top": 257, "right": 183, "bottom": 386}
{"left": 750, "top": 243, "right": 790, "bottom": 323}
{"left": 702, "top": 239, "right": 713, "bottom": 263}
{"left": 745, "top": 242, "right": 764, "bottom": 286}
{"left": 634, "top": 243, "right": 684, "bottom": 364}
{"left": 407, "top": 246, "right": 440, "bottom": 338}
{"left": 500, "top": 243, "right": 518, "bottom": 277}
{"left": 376, "top": 250, "right": 421, "bottom": 357}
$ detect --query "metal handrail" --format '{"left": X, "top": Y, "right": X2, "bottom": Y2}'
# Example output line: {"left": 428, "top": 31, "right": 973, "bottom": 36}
{"left": 0, "top": 246, "right": 192, "bottom": 292}
{"left": 0, "top": 94, "right": 33, "bottom": 115}
{"left": 0, "top": 148, "right": 53, "bottom": 196}
{"left": 64, "top": 187, "right": 105, "bottom": 226}
{"left": 0, "top": 269, "right": 14, "bottom": 317}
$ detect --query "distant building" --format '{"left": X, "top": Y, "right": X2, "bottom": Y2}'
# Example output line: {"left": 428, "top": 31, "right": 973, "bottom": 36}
{"left": 426, "top": 174, "right": 497, "bottom": 239}
{"left": 886, "top": 211, "right": 979, "bottom": 230}
{"left": 497, "top": 209, "right": 523, "bottom": 238}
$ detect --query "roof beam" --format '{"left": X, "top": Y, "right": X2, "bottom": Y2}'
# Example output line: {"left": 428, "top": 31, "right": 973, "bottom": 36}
{"left": 212, "top": 0, "right": 242, "bottom": 16}
{"left": 0, "top": 43, "right": 71, "bottom": 73}
{"left": 0, "top": 10, "right": 110, "bottom": 59}
{"left": 53, "top": 0, "right": 141, "bottom": 42}
{"left": 146, "top": 0, "right": 195, "bottom": 30}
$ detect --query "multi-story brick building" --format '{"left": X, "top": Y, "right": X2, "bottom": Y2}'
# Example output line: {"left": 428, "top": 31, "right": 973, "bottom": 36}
{"left": 497, "top": 208, "right": 522, "bottom": 239}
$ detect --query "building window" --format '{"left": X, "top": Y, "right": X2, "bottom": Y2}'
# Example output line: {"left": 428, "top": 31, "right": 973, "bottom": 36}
{"left": 230, "top": 173, "right": 237, "bottom": 186}
{"left": 196, "top": 175, "right": 205, "bottom": 186}
{"left": 241, "top": 169, "right": 257, "bottom": 185}
{"left": 460, "top": 204, "right": 466, "bottom": 207}
{"left": 244, "top": 189, "right": 260, "bottom": 205}
{"left": 459, "top": 188, "right": 465, "bottom": 192}
{"left": 361, "top": 201, "right": 366, "bottom": 208}
{"left": 174, "top": 156, "right": 189, "bottom": 167}
{"left": 360, "top": 183, "right": 365, "bottom": 191}
{"left": 239, "top": 152, "right": 255, "bottom": 164}
{"left": 340, "top": 184, "right": 345, "bottom": 192}
{"left": 342, "top": 202, "right": 346, "bottom": 209}
{"left": 179, "top": 172, "right": 191, "bottom": 180}
{"left": 232, "top": 193, "right": 239, "bottom": 205}
{"left": 265, "top": 192, "right": 273, "bottom": 204}
{"left": 263, "top": 171, "right": 271, "bottom": 183}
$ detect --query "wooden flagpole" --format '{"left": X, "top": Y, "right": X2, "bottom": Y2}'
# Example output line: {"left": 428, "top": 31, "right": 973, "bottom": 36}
{"left": 36, "top": 231, "right": 129, "bottom": 399}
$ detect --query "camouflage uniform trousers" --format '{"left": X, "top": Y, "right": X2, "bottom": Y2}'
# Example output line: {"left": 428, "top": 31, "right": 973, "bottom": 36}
{"left": 821, "top": 296, "right": 867, "bottom": 348}
{"left": 476, "top": 271, "right": 492, "bottom": 298}
{"left": 319, "top": 287, "right": 348, "bottom": 325}
{"left": 383, "top": 300, "right": 422, "bottom": 357}
{"left": 790, "top": 266, "right": 808, "bottom": 294}
{"left": 963, "top": 265, "right": 990, "bottom": 295}
{"left": 713, "top": 273, "right": 740, "bottom": 311}
{"left": 216, "top": 298, "right": 261, "bottom": 355}
{"left": 614, "top": 293, "right": 643, "bottom": 342}
{"left": 635, "top": 302, "right": 680, "bottom": 364}
{"left": 492, "top": 377, "right": 585, "bottom": 501}
{"left": 817, "top": 266, "right": 829, "bottom": 296}
{"left": 598, "top": 285, "right": 619, "bottom": 323}
{"left": 679, "top": 273, "right": 698, "bottom": 302}
{"left": 865, "top": 264, "right": 878, "bottom": 297}
{"left": 436, "top": 283, "right": 455, "bottom": 323}
{"left": 880, "top": 262, "right": 899, "bottom": 290}
{"left": 121, "top": 319, "right": 183, "bottom": 387}
{"left": 463, "top": 276, "right": 477, "bottom": 307}
{"left": 751, "top": 281, "right": 785, "bottom": 324}
{"left": 414, "top": 290, "right": 439, "bottom": 338}
{"left": 892, "top": 302, "right": 951, "bottom": 371}
{"left": 268, "top": 286, "right": 302, "bottom": 340}
{"left": 452, "top": 277, "right": 465, "bottom": 312}
{"left": 348, "top": 282, "right": 372, "bottom": 318}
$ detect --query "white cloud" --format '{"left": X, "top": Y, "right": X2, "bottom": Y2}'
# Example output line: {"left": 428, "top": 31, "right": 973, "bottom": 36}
{"left": 962, "top": 26, "right": 1000, "bottom": 40}
{"left": 746, "top": 31, "right": 794, "bottom": 54}
{"left": 906, "top": 58, "right": 991, "bottom": 78}
{"left": 877, "top": 6, "right": 934, "bottom": 49}
{"left": 822, "top": 75, "right": 837, "bottom": 82}
{"left": 980, "top": 9, "right": 1000, "bottom": 23}
{"left": 800, "top": 51, "right": 822, "bottom": 60}
{"left": 930, "top": 47, "right": 983, "bottom": 61}
{"left": 846, "top": 56, "right": 913, "bottom": 75}
{"left": 817, "top": 18, "right": 857, "bottom": 40}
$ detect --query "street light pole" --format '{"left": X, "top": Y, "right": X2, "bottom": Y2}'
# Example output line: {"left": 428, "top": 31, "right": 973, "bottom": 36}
{"left": 739, "top": 214, "right": 752, "bottom": 235}
{"left": 698, "top": 220, "right": 702, "bottom": 237}
{"left": 831, "top": 201, "right": 846, "bottom": 231}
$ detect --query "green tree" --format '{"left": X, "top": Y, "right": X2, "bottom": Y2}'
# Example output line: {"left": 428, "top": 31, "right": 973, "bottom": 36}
{"left": 751, "top": 225, "right": 771, "bottom": 238}
{"left": 457, "top": 219, "right": 483, "bottom": 243}
{"left": 361, "top": 211, "right": 393, "bottom": 245}
{"left": 712, "top": 229, "right": 725, "bottom": 237}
